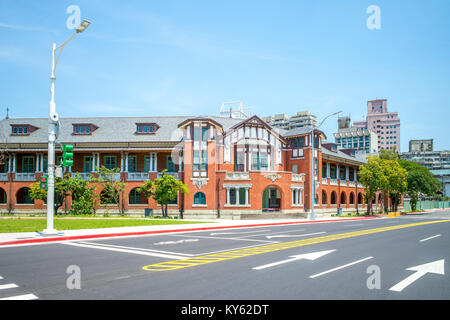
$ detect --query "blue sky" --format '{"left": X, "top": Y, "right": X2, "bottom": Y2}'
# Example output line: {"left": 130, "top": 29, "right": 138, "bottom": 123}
{"left": 1, "top": 0, "right": 449, "bottom": 152}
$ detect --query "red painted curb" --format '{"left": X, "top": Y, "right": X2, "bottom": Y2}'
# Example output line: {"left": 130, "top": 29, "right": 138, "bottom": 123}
{"left": 0, "top": 216, "right": 381, "bottom": 247}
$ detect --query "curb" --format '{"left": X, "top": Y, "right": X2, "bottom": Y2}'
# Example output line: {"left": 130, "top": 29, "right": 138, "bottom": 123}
{"left": 0, "top": 216, "right": 382, "bottom": 247}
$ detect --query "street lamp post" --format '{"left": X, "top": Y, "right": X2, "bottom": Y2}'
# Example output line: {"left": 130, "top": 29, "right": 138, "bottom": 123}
{"left": 310, "top": 111, "right": 342, "bottom": 221}
{"left": 42, "top": 20, "right": 91, "bottom": 235}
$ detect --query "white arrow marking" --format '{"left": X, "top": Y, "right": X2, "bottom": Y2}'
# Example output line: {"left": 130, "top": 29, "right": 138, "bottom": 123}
{"left": 210, "top": 230, "right": 270, "bottom": 236}
{"left": 253, "top": 249, "right": 336, "bottom": 270}
{"left": 266, "top": 232, "right": 326, "bottom": 239}
{"left": 389, "top": 259, "right": 445, "bottom": 292}
{"left": 153, "top": 239, "right": 199, "bottom": 245}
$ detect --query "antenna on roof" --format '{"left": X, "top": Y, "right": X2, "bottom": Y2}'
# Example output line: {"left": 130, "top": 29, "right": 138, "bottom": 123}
{"left": 219, "top": 101, "right": 251, "bottom": 119}
{"left": 5, "top": 107, "right": 9, "bottom": 119}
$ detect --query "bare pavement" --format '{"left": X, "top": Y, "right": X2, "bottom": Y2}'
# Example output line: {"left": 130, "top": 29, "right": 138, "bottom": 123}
{"left": 0, "top": 210, "right": 449, "bottom": 300}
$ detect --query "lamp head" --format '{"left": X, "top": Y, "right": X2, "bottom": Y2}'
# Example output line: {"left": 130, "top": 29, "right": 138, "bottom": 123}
{"left": 76, "top": 20, "right": 91, "bottom": 33}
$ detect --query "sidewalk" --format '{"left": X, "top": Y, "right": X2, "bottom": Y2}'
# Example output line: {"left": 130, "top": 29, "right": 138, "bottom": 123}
{"left": 0, "top": 215, "right": 384, "bottom": 247}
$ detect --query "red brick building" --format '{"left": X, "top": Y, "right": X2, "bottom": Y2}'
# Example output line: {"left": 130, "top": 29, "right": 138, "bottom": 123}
{"left": 0, "top": 115, "right": 385, "bottom": 219}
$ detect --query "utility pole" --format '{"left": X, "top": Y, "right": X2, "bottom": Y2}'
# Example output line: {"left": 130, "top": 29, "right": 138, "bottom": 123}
{"left": 42, "top": 20, "right": 91, "bottom": 235}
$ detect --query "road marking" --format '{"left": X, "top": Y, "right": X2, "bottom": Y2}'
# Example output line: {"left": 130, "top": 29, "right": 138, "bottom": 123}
{"left": 76, "top": 241, "right": 195, "bottom": 256}
{"left": 210, "top": 230, "right": 271, "bottom": 236}
{"left": 266, "top": 232, "right": 326, "bottom": 239}
{"left": 253, "top": 250, "right": 335, "bottom": 270}
{"left": 64, "top": 242, "right": 190, "bottom": 259}
{"left": 0, "top": 294, "right": 38, "bottom": 300}
{"left": 0, "top": 283, "right": 19, "bottom": 290}
{"left": 154, "top": 239, "right": 199, "bottom": 245}
{"left": 420, "top": 234, "right": 441, "bottom": 242}
{"left": 343, "top": 224, "right": 364, "bottom": 227}
{"left": 309, "top": 257, "right": 374, "bottom": 278}
{"left": 389, "top": 259, "right": 445, "bottom": 292}
{"left": 142, "top": 219, "right": 450, "bottom": 272}
{"left": 173, "top": 234, "right": 278, "bottom": 243}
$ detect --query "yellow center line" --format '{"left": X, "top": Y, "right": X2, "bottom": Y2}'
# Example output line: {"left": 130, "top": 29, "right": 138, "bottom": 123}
{"left": 142, "top": 219, "right": 450, "bottom": 272}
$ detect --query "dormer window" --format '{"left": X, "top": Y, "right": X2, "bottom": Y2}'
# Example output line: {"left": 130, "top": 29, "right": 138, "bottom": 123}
{"left": 136, "top": 123, "right": 159, "bottom": 135}
{"left": 73, "top": 124, "right": 97, "bottom": 135}
{"left": 11, "top": 124, "right": 38, "bottom": 136}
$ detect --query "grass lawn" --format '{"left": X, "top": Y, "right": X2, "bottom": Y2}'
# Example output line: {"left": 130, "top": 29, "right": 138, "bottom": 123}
{"left": 0, "top": 218, "right": 209, "bottom": 233}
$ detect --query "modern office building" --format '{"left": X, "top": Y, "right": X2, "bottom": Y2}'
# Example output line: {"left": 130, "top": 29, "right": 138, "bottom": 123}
{"left": 400, "top": 140, "right": 450, "bottom": 196}
{"left": 0, "top": 113, "right": 387, "bottom": 218}
{"left": 409, "top": 139, "right": 433, "bottom": 153}
{"left": 334, "top": 127, "right": 378, "bottom": 154}
{"left": 353, "top": 99, "right": 400, "bottom": 152}
{"left": 262, "top": 111, "right": 317, "bottom": 130}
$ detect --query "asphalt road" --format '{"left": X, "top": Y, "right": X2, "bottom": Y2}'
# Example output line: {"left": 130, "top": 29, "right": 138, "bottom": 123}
{"left": 1, "top": 211, "right": 449, "bottom": 300}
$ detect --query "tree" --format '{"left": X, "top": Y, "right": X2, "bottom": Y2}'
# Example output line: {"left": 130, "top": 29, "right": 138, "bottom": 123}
{"left": 359, "top": 156, "right": 385, "bottom": 215}
{"left": 29, "top": 174, "right": 71, "bottom": 215}
{"left": 399, "top": 159, "right": 441, "bottom": 211}
{"left": 93, "top": 166, "right": 126, "bottom": 215}
{"left": 66, "top": 172, "right": 97, "bottom": 215}
{"left": 384, "top": 159, "right": 408, "bottom": 212}
{"left": 138, "top": 170, "right": 189, "bottom": 217}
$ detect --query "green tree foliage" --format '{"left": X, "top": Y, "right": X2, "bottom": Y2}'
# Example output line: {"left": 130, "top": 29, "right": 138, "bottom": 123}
{"left": 93, "top": 166, "right": 126, "bottom": 215}
{"left": 66, "top": 173, "right": 97, "bottom": 215}
{"left": 138, "top": 169, "right": 189, "bottom": 217}
{"left": 384, "top": 160, "right": 408, "bottom": 212}
{"left": 358, "top": 156, "right": 385, "bottom": 215}
{"left": 399, "top": 159, "right": 441, "bottom": 211}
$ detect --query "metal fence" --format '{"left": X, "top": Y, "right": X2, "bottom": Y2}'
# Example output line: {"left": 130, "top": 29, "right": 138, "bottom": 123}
{"left": 403, "top": 200, "right": 450, "bottom": 211}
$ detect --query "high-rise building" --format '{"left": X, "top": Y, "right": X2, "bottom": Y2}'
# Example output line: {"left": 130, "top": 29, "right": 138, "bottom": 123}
{"left": 400, "top": 140, "right": 450, "bottom": 196}
{"left": 262, "top": 111, "right": 317, "bottom": 130}
{"left": 333, "top": 116, "right": 378, "bottom": 154}
{"left": 353, "top": 99, "right": 400, "bottom": 152}
{"left": 409, "top": 139, "right": 433, "bottom": 153}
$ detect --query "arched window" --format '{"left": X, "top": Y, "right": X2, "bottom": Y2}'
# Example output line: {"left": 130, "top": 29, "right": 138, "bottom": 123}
{"left": 331, "top": 191, "right": 337, "bottom": 205}
{"left": 358, "top": 193, "right": 363, "bottom": 204}
{"left": 322, "top": 190, "right": 327, "bottom": 205}
{"left": 129, "top": 188, "right": 147, "bottom": 205}
{"left": 0, "top": 188, "right": 6, "bottom": 204}
{"left": 349, "top": 192, "right": 355, "bottom": 204}
{"left": 341, "top": 192, "right": 347, "bottom": 205}
{"left": 194, "top": 192, "right": 206, "bottom": 205}
{"left": 17, "top": 187, "right": 33, "bottom": 204}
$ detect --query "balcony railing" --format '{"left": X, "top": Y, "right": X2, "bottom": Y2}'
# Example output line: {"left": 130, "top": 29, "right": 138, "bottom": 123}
{"left": 329, "top": 178, "right": 339, "bottom": 186}
{"left": 292, "top": 174, "right": 304, "bottom": 182}
{"left": 128, "top": 172, "right": 150, "bottom": 181}
{"left": 225, "top": 172, "right": 250, "bottom": 180}
{"left": 0, "top": 173, "right": 8, "bottom": 181}
{"left": 322, "top": 177, "right": 328, "bottom": 185}
{"left": 157, "top": 172, "right": 179, "bottom": 180}
{"left": 348, "top": 181, "right": 356, "bottom": 187}
{"left": 15, "top": 173, "right": 36, "bottom": 181}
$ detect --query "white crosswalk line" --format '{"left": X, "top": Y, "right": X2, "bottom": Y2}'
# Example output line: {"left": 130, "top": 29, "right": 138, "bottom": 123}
{"left": 0, "top": 283, "right": 19, "bottom": 290}
{"left": 0, "top": 294, "right": 38, "bottom": 300}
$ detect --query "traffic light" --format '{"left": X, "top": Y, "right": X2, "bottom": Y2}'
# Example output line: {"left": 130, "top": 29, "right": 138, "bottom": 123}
{"left": 40, "top": 175, "right": 48, "bottom": 190}
{"left": 61, "top": 144, "right": 74, "bottom": 167}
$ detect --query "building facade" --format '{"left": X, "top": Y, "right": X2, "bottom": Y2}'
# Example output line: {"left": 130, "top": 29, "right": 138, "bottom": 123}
{"left": 400, "top": 141, "right": 450, "bottom": 196}
{"left": 353, "top": 99, "right": 400, "bottom": 152}
{"left": 262, "top": 111, "right": 317, "bottom": 130}
{"left": 0, "top": 115, "right": 383, "bottom": 219}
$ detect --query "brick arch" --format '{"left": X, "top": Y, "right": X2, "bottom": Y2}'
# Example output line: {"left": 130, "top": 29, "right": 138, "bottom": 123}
{"left": 0, "top": 187, "right": 6, "bottom": 204}
{"left": 330, "top": 191, "right": 337, "bottom": 205}
{"left": 340, "top": 191, "right": 347, "bottom": 205}
{"left": 321, "top": 190, "right": 327, "bottom": 206}
{"left": 349, "top": 192, "right": 355, "bottom": 205}
{"left": 16, "top": 187, "right": 33, "bottom": 204}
